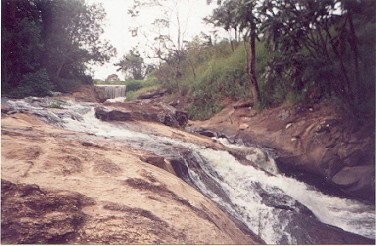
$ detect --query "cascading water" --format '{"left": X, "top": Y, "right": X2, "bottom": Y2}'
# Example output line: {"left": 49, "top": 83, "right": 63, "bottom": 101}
{"left": 94, "top": 84, "right": 127, "bottom": 102}
{"left": 4, "top": 98, "right": 375, "bottom": 244}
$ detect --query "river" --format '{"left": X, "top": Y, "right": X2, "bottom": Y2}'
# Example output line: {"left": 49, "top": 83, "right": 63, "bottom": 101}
{"left": 4, "top": 97, "right": 375, "bottom": 244}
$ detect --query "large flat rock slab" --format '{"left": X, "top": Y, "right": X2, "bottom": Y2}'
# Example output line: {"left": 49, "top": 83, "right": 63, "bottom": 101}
{"left": 95, "top": 100, "right": 188, "bottom": 128}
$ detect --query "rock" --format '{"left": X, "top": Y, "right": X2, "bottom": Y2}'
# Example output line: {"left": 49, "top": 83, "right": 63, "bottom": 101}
{"left": 277, "top": 109, "right": 290, "bottom": 121}
{"left": 331, "top": 165, "right": 375, "bottom": 202}
{"left": 94, "top": 102, "right": 188, "bottom": 128}
{"left": 239, "top": 123, "right": 249, "bottom": 130}
{"left": 186, "top": 126, "right": 217, "bottom": 138}
{"left": 49, "top": 91, "right": 63, "bottom": 97}
{"left": 1, "top": 104, "right": 11, "bottom": 114}
{"left": 95, "top": 107, "right": 133, "bottom": 121}
{"left": 191, "top": 101, "right": 375, "bottom": 203}
{"left": 1, "top": 114, "right": 258, "bottom": 244}
{"left": 1, "top": 179, "right": 92, "bottom": 244}
{"left": 343, "top": 149, "right": 367, "bottom": 167}
{"left": 233, "top": 100, "right": 253, "bottom": 109}
{"left": 320, "top": 151, "right": 344, "bottom": 178}
{"left": 140, "top": 154, "right": 176, "bottom": 175}
{"left": 138, "top": 88, "right": 169, "bottom": 99}
{"left": 93, "top": 86, "right": 110, "bottom": 103}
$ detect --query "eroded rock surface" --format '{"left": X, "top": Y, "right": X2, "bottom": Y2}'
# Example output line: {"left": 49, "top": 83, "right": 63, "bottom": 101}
{"left": 1, "top": 112, "right": 256, "bottom": 244}
{"left": 1, "top": 180, "right": 92, "bottom": 244}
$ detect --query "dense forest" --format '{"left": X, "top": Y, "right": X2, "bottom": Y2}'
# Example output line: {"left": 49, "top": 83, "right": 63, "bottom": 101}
{"left": 1, "top": 0, "right": 116, "bottom": 97}
{"left": 2, "top": 0, "right": 375, "bottom": 120}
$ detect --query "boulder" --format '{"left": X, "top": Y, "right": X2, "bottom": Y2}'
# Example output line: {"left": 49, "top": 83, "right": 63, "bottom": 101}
{"left": 331, "top": 165, "right": 375, "bottom": 201}
{"left": 94, "top": 102, "right": 188, "bottom": 128}
{"left": 93, "top": 86, "right": 108, "bottom": 102}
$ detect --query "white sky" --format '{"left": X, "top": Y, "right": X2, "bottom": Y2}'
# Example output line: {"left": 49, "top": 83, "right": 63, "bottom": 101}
{"left": 86, "top": 0, "right": 219, "bottom": 80}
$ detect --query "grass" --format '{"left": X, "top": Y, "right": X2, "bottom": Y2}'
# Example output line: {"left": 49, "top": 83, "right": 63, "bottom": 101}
{"left": 125, "top": 84, "right": 160, "bottom": 101}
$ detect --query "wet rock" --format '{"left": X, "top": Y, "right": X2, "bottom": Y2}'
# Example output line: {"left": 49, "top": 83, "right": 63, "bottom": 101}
{"left": 283, "top": 211, "right": 375, "bottom": 244}
{"left": 320, "top": 151, "right": 344, "bottom": 178}
{"left": 253, "top": 182, "right": 374, "bottom": 244}
{"left": 343, "top": 149, "right": 368, "bottom": 167}
{"left": 256, "top": 184, "right": 314, "bottom": 217}
{"left": 192, "top": 101, "right": 375, "bottom": 203}
{"left": 140, "top": 154, "right": 176, "bottom": 175}
{"left": 94, "top": 102, "right": 188, "bottom": 128}
{"left": 1, "top": 104, "right": 11, "bottom": 114}
{"left": 186, "top": 126, "right": 218, "bottom": 138}
{"left": 95, "top": 107, "right": 132, "bottom": 121}
{"left": 331, "top": 165, "right": 375, "bottom": 202}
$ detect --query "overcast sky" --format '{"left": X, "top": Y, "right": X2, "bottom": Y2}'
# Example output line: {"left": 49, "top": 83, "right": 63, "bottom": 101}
{"left": 86, "top": 0, "right": 217, "bottom": 80}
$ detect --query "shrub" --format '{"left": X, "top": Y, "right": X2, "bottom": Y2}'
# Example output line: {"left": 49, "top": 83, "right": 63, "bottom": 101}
{"left": 54, "top": 78, "right": 81, "bottom": 93}
{"left": 124, "top": 80, "right": 144, "bottom": 92}
{"left": 9, "top": 69, "right": 52, "bottom": 98}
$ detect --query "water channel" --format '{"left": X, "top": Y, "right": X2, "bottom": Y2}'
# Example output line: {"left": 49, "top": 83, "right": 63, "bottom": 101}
{"left": 4, "top": 98, "right": 375, "bottom": 244}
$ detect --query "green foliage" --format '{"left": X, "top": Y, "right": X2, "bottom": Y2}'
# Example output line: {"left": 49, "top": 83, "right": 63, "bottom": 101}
{"left": 1, "top": 0, "right": 115, "bottom": 98}
{"left": 125, "top": 80, "right": 146, "bottom": 92}
{"left": 54, "top": 78, "right": 81, "bottom": 93}
{"left": 9, "top": 70, "right": 52, "bottom": 98}
{"left": 126, "top": 84, "right": 160, "bottom": 101}
{"left": 115, "top": 49, "right": 153, "bottom": 80}
{"left": 178, "top": 41, "right": 270, "bottom": 120}
{"left": 259, "top": 0, "right": 376, "bottom": 116}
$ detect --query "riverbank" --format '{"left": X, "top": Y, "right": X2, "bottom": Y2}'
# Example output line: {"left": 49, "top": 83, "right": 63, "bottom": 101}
{"left": 188, "top": 99, "right": 375, "bottom": 203}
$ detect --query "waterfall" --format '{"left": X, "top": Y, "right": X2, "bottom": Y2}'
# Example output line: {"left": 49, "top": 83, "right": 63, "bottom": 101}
{"left": 94, "top": 85, "right": 127, "bottom": 102}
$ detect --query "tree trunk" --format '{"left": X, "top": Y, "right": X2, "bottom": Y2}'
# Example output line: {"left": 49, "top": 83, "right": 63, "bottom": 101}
{"left": 347, "top": 12, "right": 360, "bottom": 102}
{"left": 249, "top": 27, "right": 260, "bottom": 103}
{"left": 56, "top": 58, "right": 66, "bottom": 78}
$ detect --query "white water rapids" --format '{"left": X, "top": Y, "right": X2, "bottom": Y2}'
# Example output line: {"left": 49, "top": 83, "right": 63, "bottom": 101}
{"left": 5, "top": 99, "right": 375, "bottom": 244}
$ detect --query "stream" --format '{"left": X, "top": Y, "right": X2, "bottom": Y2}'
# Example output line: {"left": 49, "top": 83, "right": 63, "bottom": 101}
{"left": 4, "top": 97, "right": 375, "bottom": 244}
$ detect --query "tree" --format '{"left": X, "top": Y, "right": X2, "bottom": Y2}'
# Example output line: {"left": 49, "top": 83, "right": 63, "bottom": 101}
{"left": 1, "top": 0, "right": 44, "bottom": 90}
{"left": 204, "top": 0, "right": 242, "bottom": 51}
{"left": 207, "top": 0, "right": 261, "bottom": 103}
{"left": 115, "top": 49, "right": 147, "bottom": 80}
{"left": 38, "top": 0, "right": 116, "bottom": 80}
{"left": 128, "top": 0, "right": 193, "bottom": 89}
{"left": 1, "top": 0, "right": 116, "bottom": 96}
{"left": 105, "top": 74, "right": 120, "bottom": 82}
{"left": 259, "top": 0, "right": 375, "bottom": 110}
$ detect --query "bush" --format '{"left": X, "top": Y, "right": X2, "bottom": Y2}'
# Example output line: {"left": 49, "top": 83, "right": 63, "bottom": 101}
{"left": 54, "top": 77, "right": 81, "bottom": 93}
{"left": 178, "top": 42, "right": 270, "bottom": 119}
{"left": 9, "top": 69, "right": 52, "bottom": 98}
{"left": 124, "top": 80, "right": 144, "bottom": 92}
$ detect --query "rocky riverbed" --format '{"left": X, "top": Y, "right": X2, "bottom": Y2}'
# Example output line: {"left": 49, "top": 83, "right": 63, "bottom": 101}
{"left": 1, "top": 90, "right": 375, "bottom": 244}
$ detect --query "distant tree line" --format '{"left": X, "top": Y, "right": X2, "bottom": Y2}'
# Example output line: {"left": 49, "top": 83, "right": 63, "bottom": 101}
{"left": 2, "top": 0, "right": 116, "bottom": 98}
